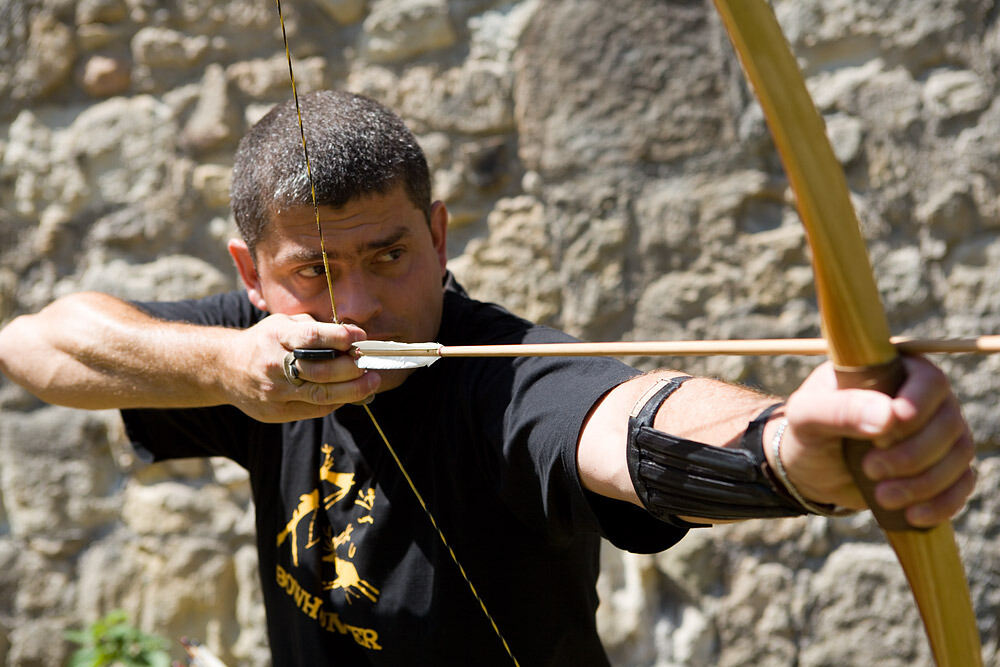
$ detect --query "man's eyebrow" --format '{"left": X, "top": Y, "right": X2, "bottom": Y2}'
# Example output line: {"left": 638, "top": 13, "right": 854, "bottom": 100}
{"left": 279, "top": 226, "right": 411, "bottom": 264}
{"left": 281, "top": 248, "right": 326, "bottom": 264}
{"left": 360, "top": 226, "right": 409, "bottom": 253}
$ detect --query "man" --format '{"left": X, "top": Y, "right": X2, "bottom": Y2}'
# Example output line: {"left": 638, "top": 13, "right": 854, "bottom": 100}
{"left": 0, "top": 91, "right": 975, "bottom": 665}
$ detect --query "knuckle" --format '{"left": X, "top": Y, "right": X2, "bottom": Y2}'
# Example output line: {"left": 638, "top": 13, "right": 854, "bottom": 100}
{"left": 961, "top": 468, "right": 978, "bottom": 498}
{"left": 905, "top": 354, "right": 942, "bottom": 377}
{"left": 953, "top": 434, "right": 977, "bottom": 466}
{"left": 885, "top": 448, "right": 921, "bottom": 477}
{"left": 897, "top": 466, "right": 943, "bottom": 501}
{"left": 300, "top": 324, "right": 326, "bottom": 348}
{"left": 910, "top": 474, "right": 937, "bottom": 500}
{"left": 839, "top": 395, "right": 869, "bottom": 432}
{"left": 307, "top": 382, "right": 331, "bottom": 404}
{"left": 941, "top": 395, "right": 964, "bottom": 422}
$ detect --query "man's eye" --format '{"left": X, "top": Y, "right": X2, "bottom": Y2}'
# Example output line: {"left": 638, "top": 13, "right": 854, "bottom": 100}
{"left": 375, "top": 248, "right": 404, "bottom": 263}
{"left": 297, "top": 265, "right": 327, "bottom": 278}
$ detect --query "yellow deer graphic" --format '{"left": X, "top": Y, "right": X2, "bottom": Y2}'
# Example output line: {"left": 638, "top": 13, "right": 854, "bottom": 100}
{"left": 276, "top": 444, "right": 358, "bottom": 567}
{"left": 319, "top": 444, "right": 355, "bottom": 509}
{"left": 276, "top": 489, "right": 320, "bottom": 567}
{"left": 322, "top": 525, "right": 380, "bottom": 604}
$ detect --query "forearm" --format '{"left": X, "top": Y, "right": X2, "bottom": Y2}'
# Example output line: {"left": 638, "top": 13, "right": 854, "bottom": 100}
{"left": 578, "top": 358, "right": 975, "bottom": 529}
{"left": 578, "top": 370, "right": 779, "bottom": 509}
{"left": 0, "top": 292, "right": 234, "bottom": 409}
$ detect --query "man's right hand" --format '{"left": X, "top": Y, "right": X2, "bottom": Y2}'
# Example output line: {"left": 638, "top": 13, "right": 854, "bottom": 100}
{"left": 224, "top": 313, "right": 380, "bottom": 422}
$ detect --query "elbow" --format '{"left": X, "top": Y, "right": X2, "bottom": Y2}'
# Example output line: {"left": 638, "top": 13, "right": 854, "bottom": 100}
{"left": 0, "top": 313, "right": 43, "bottom": 396}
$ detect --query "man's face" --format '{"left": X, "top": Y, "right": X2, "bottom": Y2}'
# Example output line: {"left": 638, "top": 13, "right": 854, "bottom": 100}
{"left": 229, "top": 183, "right": 449, "bottom": 391}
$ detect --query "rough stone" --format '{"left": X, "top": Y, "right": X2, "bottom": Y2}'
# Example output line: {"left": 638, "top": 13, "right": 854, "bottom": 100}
{"left": 775, "top": 0, "right": 968, "bottom": 65}
{"left": 799, "top": 544, "right": 928, "bottom": 666}
{"left": 315, "top": 0, "right": 366, "bottom": 25}
{"left": 0, "top": 407, "right": 122, "bottom": 541}
{"left": 181, "top": 64, "right": 239, "bottom": 154}
{"left": 468, "top": 1, "right": 538, "bottom": 64}
{"left": 3, "top": 111, "right": 55, "bottom": 218}
{"left": 824, "top": 112, "right": 865, "bottom": 164}
{"left": 133, "top": 537, "right": 241, "bottom": 663}
{"left": 449, "top": 196, "right": 561, "bottom": 325}
{"left": 922, "top": 68, "right": 990, "bottom": 118}
{"left": 917, "top": 180, "right": 978, "bottom": 237}
{"left": 76, "top": 22, "right": 119, "bottom": 51}
{"left": 80, "top": 54, "right": 131, "bottom": 98}
{"left": 231, "top": 544, "right": 269, "bottom": 665}
{"left": 76, "top": 0, "right": 128, "bottom": 25}
{"left": 131, "top": 26, "right": 206, "bottom": 69}
{"left": 352, "top": 61, "right": 515, "bottom": 134}
{"left": 192, "top": 163, "right": 233, "bottom": 208}
{"left": 712, "top": 560, "right": 798, "bottom": 666}
{"left": 514, "top": 0, "right": 734, "bottom": 174}
{"left": 54, "top": 95, "right": 177, "bottom": 209}
{"left": 7, "top": 618, "right": 74, "bottom": 667}
{"left": 653, "top": 529, "right": 723, "bottom": 601}
{"left": 73, "top": 255, "right": 233, "bottom": 302}
{"left": 15, "top": 550, "right": 75, "bottom": 615}
{"left": 227, "top": 56, "right": 327, "bottom": 100}
{"left": 121, "top": 479, "right": 244, "bottom": 537}
{"left": 10, "top": 12, "right": 76, "bottom": 103}
{"left": 362, "top": 0, "right": 457, "bottom": 63}
{"left": 0, "top": 265, "right": 12, "bottom": 328}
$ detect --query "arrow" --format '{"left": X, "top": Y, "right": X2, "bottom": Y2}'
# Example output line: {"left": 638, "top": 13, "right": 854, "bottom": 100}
{"left": 351, "top": 336, "right": 1000, "bottom": 369}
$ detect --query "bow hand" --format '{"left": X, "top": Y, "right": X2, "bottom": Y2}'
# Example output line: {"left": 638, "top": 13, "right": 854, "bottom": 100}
{"left": 777, "top": 357, "right": 976, "bottom": 527}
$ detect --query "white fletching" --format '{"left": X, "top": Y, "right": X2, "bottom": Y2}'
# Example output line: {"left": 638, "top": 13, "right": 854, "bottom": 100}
{"left": 353, "top": 341, "right": 443, "bottom": 369}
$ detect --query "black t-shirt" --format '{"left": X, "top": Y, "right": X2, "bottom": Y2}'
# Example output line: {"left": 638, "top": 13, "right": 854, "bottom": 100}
{"left": 122, "top": 278, "right": 686, "bottom": 666}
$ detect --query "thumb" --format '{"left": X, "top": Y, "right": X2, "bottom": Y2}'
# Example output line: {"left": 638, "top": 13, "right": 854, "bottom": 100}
{"left": 786, "top": 384, "right": 896, "bottom": 446}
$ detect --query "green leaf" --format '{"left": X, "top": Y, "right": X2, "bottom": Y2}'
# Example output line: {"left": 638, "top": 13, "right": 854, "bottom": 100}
{"left": 63, "top": 611, "right": 172, "bottom": 667}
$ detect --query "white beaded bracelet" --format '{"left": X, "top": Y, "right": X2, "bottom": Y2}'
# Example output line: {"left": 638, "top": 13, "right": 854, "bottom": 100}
{"left": 771, "top": 418, "right": 855, "bottom": 517}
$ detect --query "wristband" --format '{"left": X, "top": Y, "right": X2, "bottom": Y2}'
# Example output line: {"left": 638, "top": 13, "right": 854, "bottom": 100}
{"left": 769, "top": 417, "right": 856, "bottom": 517}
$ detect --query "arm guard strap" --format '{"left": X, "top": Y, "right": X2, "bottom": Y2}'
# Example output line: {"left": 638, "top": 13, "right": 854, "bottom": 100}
{"left": 626, "top": 376, "right": 816, "bottom": 528}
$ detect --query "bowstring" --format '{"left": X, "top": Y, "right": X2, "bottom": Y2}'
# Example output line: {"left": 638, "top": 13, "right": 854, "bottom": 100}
{"left": 275, "top": 0, "right": 337, "bottom": 324}
{"left": 273, "top": 3, "right": 519, "bottom": 664}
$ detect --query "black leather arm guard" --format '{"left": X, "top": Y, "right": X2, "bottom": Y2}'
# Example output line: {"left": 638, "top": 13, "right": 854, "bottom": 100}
{"left": 626, "top": 376, "right": 812, "bottom": 528}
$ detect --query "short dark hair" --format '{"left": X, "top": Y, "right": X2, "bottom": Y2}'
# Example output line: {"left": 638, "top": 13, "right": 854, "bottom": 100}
{"left": 231, "top": 90, "right": 431, "bottom": 253}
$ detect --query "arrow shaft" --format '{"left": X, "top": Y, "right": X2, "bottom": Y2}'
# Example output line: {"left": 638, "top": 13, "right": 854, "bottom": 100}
{"left": 354, "top": 336, "right": 1000, "bottom": 359}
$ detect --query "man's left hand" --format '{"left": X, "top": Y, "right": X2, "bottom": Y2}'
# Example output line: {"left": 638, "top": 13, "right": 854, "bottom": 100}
{"left": 777, "top": 356, "right": 977, "bottom": 527}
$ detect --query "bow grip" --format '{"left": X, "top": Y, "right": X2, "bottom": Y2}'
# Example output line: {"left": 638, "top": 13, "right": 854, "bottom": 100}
{"left": 836, "top": 357, "right": 924, "bottom": 532}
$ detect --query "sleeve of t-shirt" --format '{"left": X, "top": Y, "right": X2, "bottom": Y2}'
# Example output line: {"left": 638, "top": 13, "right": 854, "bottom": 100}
{"left": 130, "top": 290, "right": 265, "bottom": 328}
{"left": 504, "top": 350, "right": 687, "bottom": 553}
{"left": 119, "top": 291, "right": 266, "bottom": 467}
{"left": 461, "top": 317, "right": 687, "bottom": 554}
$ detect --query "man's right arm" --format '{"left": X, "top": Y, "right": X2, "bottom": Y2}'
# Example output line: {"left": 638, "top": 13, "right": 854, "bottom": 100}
{"left": 0, "top": 292, "right": 378, "bottom": 421}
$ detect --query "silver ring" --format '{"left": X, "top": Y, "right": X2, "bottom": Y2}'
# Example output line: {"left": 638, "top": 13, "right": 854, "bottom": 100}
{"left": 283, "top": 352, "right": 304, "bottom": 386}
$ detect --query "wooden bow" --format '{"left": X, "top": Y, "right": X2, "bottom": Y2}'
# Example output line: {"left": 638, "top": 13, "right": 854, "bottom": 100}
{"left": 712, "top": 1, "right": 981, "bottom": 664}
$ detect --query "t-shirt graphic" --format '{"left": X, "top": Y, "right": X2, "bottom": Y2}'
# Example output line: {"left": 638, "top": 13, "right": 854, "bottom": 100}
{"left": 277, "top": 443, "right": 381, "bottom": 611}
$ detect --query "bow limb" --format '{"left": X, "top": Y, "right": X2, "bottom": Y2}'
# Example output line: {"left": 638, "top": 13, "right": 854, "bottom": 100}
{"left": 711, "top": 1, "right": 981, "bottom": 664}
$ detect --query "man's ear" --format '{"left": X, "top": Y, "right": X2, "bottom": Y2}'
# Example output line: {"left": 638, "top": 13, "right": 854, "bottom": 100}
{"left": 227, "top": 238, "right": 268, "bottom": 311}
{"left": 429, "top": 201, "right": 449, "bottom": 276}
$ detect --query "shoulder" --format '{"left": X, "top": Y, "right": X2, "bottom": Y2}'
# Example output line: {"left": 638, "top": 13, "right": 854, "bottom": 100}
{"left": 131, "top": 290, "right": 266, "bottom": 328}
{"left": 439, "top": 275, "right": 577, "bottom": 347}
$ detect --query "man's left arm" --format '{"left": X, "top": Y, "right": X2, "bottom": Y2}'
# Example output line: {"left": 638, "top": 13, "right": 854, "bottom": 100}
{"left": 576, "top": 355, "right": 976, "bottom": 528}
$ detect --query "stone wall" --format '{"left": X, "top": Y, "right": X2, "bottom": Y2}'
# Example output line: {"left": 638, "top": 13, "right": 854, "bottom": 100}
{"left": 1, "top": 0, "right": 998, "bottom": 665}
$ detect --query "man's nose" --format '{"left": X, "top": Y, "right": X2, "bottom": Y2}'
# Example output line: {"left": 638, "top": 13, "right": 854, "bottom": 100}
{"left": 331, "top": 271, "right": 382, "bottom": 327}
